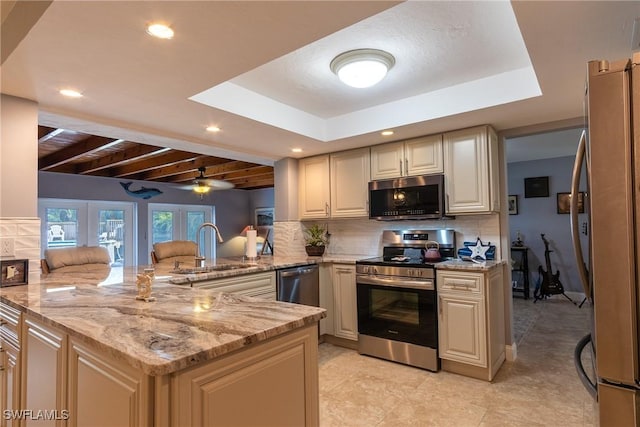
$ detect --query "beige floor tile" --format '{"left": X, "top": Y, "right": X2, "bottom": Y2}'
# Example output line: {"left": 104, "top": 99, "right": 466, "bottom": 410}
{"left": 319, "top": 297, "right": 597, "bottom": 427}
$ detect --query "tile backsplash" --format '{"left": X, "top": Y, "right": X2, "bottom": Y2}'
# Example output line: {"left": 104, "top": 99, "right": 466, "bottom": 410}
{"left": 274, "top": 214, "right": 501, "bottom": 260}
{"left": 0, "top": 217, "right": 41, "bottom": 270}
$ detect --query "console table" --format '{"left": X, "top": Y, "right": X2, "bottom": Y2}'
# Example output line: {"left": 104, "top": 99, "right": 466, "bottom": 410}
{"left": 510, "top": 246, "right": 530, "bottom": 299}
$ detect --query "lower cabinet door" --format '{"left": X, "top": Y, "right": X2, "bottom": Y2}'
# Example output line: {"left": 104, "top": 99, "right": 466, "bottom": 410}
{"left": 438, "top": 293, "right": 487, "bottom": 367}
{"left": 332, "top": 265, "right": 358, "bottom": 341}
{"left": 67, "top": 338, "right": 152, "bottom": 427}
{"left": 1, "top": 339, "right": 21, "bottom": 427}
{"left": 22, "top": 317, "right": 67, "bottom": 427}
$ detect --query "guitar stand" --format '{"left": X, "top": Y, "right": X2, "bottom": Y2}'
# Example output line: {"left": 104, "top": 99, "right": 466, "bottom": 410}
{"left": 533, "top": 289, "right": 577, "bottom": 305}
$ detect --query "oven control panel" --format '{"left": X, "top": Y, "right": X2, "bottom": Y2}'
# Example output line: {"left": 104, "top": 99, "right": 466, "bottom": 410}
{"left": 356, "top": 264, "right": 435, "bottom": 279}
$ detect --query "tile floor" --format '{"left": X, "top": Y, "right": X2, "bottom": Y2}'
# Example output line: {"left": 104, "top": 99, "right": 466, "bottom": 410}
{"left": 318, "top": 296, "right": 596, "bottom": 426}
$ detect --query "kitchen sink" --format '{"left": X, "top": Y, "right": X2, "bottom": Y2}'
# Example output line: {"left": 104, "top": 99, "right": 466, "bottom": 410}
{"left": 171, "top": 264, "right": 254, "bottom": 274}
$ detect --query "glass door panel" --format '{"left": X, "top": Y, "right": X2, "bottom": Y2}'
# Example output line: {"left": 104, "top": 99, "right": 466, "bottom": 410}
{"left": 44, "top": 207, "right": 79, "bottom": 249}
{"left": 151, "top": 210, "right": 176, "bottom": 244}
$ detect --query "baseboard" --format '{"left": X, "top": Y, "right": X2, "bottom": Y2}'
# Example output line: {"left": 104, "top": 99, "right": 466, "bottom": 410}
{"left": 321, "top": 334, "right": 358, "bottom": 350}
{"left": 506, "top": 342, "right": 517, "bottom": 361}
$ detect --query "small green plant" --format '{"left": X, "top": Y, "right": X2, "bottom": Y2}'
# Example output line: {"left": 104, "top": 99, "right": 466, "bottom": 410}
{"left": 304, "top": 224, "right": 328, "bottom": 247}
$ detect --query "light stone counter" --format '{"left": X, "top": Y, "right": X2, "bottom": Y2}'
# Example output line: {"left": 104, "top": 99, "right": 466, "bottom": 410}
{"left": 0, "top": 267, "right": 325, "bottom": 376}
{"left": 436, "top": 259, "right": 507, "bottom": 272}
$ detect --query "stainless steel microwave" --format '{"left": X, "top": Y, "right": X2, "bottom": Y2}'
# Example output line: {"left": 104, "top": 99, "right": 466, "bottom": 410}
{"left": 369, "top": 174, "right": 445, "bottom": 220}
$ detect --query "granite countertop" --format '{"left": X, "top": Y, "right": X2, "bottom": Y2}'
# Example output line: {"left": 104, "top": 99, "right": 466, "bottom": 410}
{"left": 0, "top": 268, "right": 325, "bottom": 376}
{"left": 161, "top": 255, "right": 320, "bottom": 284}
{"left": 160, "top": 254, "right": 373, "bottom": 284}
{"left": 436, "top": 259, "right": 506, "bottom": 271}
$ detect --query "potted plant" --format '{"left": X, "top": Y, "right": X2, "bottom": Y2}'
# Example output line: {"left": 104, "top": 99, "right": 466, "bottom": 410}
{"left": 304, "top": 224, "right": 328, "bottom": 256}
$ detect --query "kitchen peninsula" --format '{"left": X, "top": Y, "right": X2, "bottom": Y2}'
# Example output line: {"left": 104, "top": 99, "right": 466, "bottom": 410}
{"left": 0, "top": 264, "right": 325, "bottom": 426}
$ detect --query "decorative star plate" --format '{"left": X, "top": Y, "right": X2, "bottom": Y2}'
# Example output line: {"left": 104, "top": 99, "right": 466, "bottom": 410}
{"left": 457, "top": 238, "right": 496, "bottom": 260}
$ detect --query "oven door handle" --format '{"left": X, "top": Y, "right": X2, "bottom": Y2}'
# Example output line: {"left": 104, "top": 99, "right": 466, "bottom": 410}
{"left": 356, "top": 275, "right": 434, "bottom": 290}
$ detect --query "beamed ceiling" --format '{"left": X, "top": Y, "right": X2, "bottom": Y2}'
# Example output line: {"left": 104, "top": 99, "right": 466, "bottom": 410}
{"left": 37, "top": 126, "right": 274, "bottom": 190}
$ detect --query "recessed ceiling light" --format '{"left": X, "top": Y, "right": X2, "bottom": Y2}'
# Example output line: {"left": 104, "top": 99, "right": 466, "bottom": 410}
{"left": 146, "top": 23, "right": 174, "bottom": 39}
{"left": 381, "top": 130, "right": 394, "bottom": 136}
{"left": 330, "top": 49, "right": 395, "bottom": 88}
{"left": 206, "top": 126, "right": 221, "bottom": 132}
{"left": 291, "top": 148, "right": 303, "bottom": 153}
{"left": 59, "top": 89, "right": 83, "bottom": 98}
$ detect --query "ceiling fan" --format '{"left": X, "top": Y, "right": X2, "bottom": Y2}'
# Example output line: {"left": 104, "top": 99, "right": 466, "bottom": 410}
{"left": 176, "top": 167, "right": 234, "bottom": 197}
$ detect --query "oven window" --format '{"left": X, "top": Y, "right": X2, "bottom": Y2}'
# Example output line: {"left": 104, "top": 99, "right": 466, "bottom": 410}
{"left": 357, "top": 283, "right": 437, "bottom": 348}
{"left": 370, "top": 288, "right": 419, "bottom": 325}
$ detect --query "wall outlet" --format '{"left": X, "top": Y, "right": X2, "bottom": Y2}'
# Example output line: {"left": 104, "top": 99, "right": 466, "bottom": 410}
{"left": 0, "top": 238, "right": 15, "bottom": 257}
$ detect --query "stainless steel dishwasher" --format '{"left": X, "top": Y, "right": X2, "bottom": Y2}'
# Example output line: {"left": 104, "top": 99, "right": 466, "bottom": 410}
{"left": 276, "top": 264, "right": 319, "bottom": 307}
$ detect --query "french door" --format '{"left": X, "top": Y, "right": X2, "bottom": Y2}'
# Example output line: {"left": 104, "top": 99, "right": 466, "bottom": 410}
{"left": 39, "top": 199, "right": 136, "bottom": 266}
{"left": 147, "top": 204, "right": 215, "bottom": 263}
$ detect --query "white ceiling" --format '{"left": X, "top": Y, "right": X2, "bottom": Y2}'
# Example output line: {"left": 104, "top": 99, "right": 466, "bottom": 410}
{"left": 1, "top": 1, "right": 639, "bottom": 166}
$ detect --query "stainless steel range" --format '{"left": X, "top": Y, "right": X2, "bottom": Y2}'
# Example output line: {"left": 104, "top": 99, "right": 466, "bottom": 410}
{"left": 356, "top": 229, "right": 455, "bottom": 371}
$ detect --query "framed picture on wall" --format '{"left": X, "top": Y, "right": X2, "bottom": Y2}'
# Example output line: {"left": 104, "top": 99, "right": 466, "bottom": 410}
{"left": 557, "top": 192, "right": 585, "bottom": 214}
{"left": 255, "top": 207, "right": 274, "bottom": 227}
{"left": 524, "top": 176, "right": 549, "bottom": 198}
{"left": 508, "top": 195, "right": 518, "bottom": 215}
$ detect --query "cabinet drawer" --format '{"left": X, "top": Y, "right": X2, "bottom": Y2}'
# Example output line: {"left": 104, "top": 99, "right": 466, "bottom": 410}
{"left": 0, "top": 302, "right": 21, "bottom": 343}
{"left": 437, "top": 272, "right": 483, "bottom": 295}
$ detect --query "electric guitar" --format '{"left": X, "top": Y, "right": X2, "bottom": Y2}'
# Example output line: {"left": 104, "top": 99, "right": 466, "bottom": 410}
{"left": 536, "top": 233, "right": 564, "bottom": 298}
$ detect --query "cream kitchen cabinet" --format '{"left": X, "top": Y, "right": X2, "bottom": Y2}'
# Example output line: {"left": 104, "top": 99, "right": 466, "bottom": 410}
{"left": 68, "top": 337, "right": 152, "bottom": 427}
{"left": 0, "top": 303, "right": 21, "bottom": 427}
{"left": 437, "top": 267, "right": 505, "bottom": 381}
{"left": 370, "top": 134, "right": 443, "bottom": 180}
{"left": 443, "top": 125, "right": 500, "bottom": 214}
{"left": 21, "top": 316, "right": 67, "bottom": 427}
{"left": 299, "top": 155, "right": 331, "bottom": 219}
{"left": 299, "top": 149, "right": 370, "bottom": 219}
{"left": 190, "top": 271, "right": 277, "bottom": 300}
{"left": 330, "top": 148, "right": 370, "bottom": 218}
{"left": 332, "top": 264, "right": 358, "bottom": 341}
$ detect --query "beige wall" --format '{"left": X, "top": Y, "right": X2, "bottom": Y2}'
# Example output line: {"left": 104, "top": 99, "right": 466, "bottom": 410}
{"left": 0, "top": 95, "right": 41, "bottom": 270}
{"left": 1, "top": 94, "right": 39, "bottom": 217}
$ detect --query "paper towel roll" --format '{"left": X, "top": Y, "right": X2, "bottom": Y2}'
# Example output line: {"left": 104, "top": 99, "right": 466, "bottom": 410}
{"left": 246, "top": 229, "right": 257, "bottom": 258}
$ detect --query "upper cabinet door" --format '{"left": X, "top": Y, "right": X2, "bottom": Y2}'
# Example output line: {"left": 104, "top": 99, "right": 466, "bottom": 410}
{"left": 443, "top": 126, "right": 498, "bottom": 214}
{"left": 370, "top": 142, "right": 404, "bottom": 180}
{"left": 405, "top": 134, "right": 443, "bottom": 176}
{"left": 330, "top": 148, "right": 371, "bottom": 218}
{"left": 370, "top": 136, "right": 443, "bottom": 180}
{"left": 298, "top": 155, "right": 331, "bottom": 219}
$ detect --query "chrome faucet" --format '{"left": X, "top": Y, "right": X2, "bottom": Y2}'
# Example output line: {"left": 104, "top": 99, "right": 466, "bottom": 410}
{"left": 195, "top": 222, "right": 224, "bottom": 267}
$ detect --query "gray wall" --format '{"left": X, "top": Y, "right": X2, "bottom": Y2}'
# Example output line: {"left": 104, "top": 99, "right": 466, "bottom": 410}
{"left": 507, "top": 156, "right": 588, "bottom": 293}
{"left": 38, "top": 171, "right": 273, "bottom": 263}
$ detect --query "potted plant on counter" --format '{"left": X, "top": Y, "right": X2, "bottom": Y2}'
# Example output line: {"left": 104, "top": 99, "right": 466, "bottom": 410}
{"left": 304, "top": 224, "right": 328, "bottom": 256}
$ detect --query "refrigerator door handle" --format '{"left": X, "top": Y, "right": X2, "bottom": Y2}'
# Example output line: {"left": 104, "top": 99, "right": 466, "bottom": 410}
{"left": 570, "top": 129, "right": 591, "bottom": 300}
{"left": 574, "top": 332, "right": 598, "bottom": 399}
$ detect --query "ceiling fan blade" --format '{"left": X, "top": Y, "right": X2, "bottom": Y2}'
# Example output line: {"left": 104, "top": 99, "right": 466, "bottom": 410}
{"left": 201, "top": 179, "right": 235, "bottom": 190}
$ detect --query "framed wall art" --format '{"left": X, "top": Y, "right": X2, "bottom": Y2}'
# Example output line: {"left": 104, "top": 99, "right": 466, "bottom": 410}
{"left": 557, "top": 192, "right": 585, "bottom": 214}
{"left": 255, "top": 207, "right": 274, "bottom": 227}
{"left": 524, "top": 176, "right": 549, "bottom": 198}
{"left": 508, "top": 195, "right": 518, "bottom": 215}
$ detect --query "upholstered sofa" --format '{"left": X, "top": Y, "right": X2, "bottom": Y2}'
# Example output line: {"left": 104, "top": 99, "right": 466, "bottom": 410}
{"left": 150, "top": 240, "right": 197, "bottom": 266}
{"left": 41, "top": 246, "right": 111, "bottom": 273}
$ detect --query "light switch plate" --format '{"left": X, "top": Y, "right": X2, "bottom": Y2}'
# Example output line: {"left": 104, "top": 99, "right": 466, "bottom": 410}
{"left": 0, "top": 238, "right": 15, "bottom": 257}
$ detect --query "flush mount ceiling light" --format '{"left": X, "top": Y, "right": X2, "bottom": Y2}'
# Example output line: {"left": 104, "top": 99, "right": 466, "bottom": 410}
{"left": 330, "top": 49, "right": 395, "bottom": 88}
{"left": 59, "top": 89, "right": 83, "bottom": 98}
{"left": 146, "top": 23, "right": 174, "bottom": 39}
{"left": 206, "top": 125, "right": 221, "bottom": 132}
{"left": 381, "top": 130, "right": 394, "bottom": 136}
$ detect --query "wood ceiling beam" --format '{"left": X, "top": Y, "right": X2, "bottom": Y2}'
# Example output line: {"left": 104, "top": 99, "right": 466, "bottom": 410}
{"left": 99, "top": 151, "right": 200, "bottom": 178}
{"left": 167, "top": 161, "right": 260, "bottom": 183}
{"left": 38, "top": 126, "right": 63, "bottom": 142}
{"left": 133, "top": 156, "right": 230, "bottom": 181}
{"left": 232, "top": 178, "right": 275, "bottom": 189}
{"left": 38, "top": 135, "right": 121, "bottom": 171}
{"left": 74, "top": 144, "right": 166, "bottom": 174}
{"left": 215, "top": 166, "right": 273, "bottom": 181}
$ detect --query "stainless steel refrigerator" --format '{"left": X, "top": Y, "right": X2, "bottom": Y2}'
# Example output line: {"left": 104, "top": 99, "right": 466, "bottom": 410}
{"left": 573, "top": 53, "right": 640, "bottom": 426}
